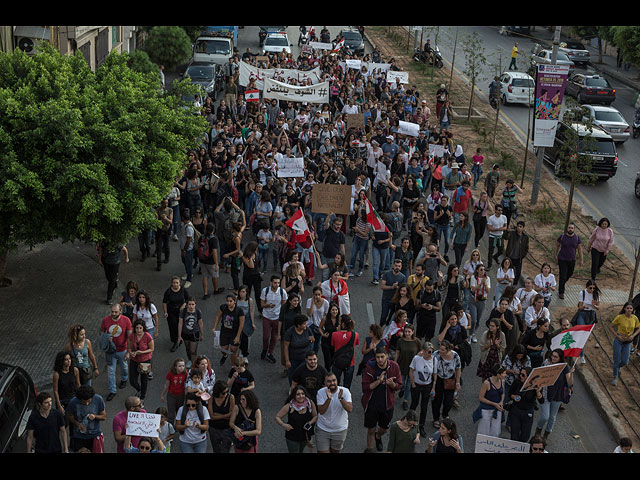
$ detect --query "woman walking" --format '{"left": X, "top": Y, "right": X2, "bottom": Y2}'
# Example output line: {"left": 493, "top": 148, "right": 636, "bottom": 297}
{"left": 586, "top": 217, "right": 614, "bottom": 281}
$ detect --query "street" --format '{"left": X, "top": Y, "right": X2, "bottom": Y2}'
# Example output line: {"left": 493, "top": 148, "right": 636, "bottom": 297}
{"left": 0, "top": 25, "right": 623, "bottom": 454}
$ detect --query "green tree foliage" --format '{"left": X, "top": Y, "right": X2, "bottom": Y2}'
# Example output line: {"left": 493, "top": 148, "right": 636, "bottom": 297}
{"left": 610, "top": 26, "right": 640, "bottom": 67}
{"left": 461, "top": 32, "right": 487, "bottom": 120}
{"left": 142, "top": 25, "right": 193, "bottom": 71}
{"left": 0, "top": 44, "right": 207, "bottom": 282}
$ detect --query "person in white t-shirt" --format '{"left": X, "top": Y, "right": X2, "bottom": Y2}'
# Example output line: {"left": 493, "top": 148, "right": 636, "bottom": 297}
{"left": 315, "top": 372, "right": 353, "bottom": 453}
{"left": 409, "top": 342, "right": 436, "bottom": 438}
{"left": 516, "top": 277, "right": 537, "bottom": 313}
{"left": 307, "top": 287, "right": 330, "bottom": 353}
{"left": 534, "top": 263, "right": 557, "bottom": 308}
{"left": 260, "top": 275, "right": 288, "bottom": 363}
{"left": 486, "top": 204, "right": 507, "bottom": 269}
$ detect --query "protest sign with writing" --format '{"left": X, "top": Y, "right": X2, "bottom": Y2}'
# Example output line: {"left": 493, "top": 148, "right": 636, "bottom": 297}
{"left": 387, "top": 70, "right": 409, "bottom": 85}
{"left": 126, "top": 411, "right": 161, "bottom": 438}
{"left": 397, "top": 121, "right": 419, "bottom": 137}
{"left": 429, "top": 144, "right": 445, "bottom": 158}
{"left": 277, "top": 157, "right": 305, "bottom": 178}
{"left": 311, "top": 184, "right": 352, "bottom": 215}
{"left": 263, "top": 78, "right": 329, "bottom": 104}
{"left": 345, "top": 59, "right": 362, "bottom": 70}
{"left": 346, "top": 113, "right": 365, "bottom": 130}
{"left": 239, "top": 61, "right": 322, "bottom": 90}
{"left": 474, "top": 434, "right": 529, "bottom": 454}
{"left": 520, "top": 363, "right": 567, "bottom": 392}
{"left": 309, "top": 41, "right": 334, "bottom": 51}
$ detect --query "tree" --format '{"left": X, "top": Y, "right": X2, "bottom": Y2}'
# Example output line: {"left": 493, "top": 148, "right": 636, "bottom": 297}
{"left": 141, "top": 26, "right": 193, "bottom": 71}
{"left": 610, "top": 26, "right": 640, "bottom": 71}
{"left": 461, "top": 32, "right": 487, "bottom": 121}
{"left": 571, "top": 26, "right": 613, "bottom": 64}
{"left": 0, "top": 44, "right": 207, "bottom": 286}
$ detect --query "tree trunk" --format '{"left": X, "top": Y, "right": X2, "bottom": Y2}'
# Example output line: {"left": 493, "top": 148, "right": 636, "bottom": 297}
{"left": 0, "top": 250, "right": 11, "bottom": 287}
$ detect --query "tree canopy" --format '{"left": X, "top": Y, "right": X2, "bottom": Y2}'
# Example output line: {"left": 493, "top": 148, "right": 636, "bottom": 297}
{"left": 0, "top": 44, "right": 207, "bottom": 265}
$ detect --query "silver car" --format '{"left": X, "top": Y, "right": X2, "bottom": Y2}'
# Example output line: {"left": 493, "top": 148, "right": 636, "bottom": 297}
{"left": 559, "top": 40, "right": 590, "bottom": 66}
{"left": 582, "top": 105, "right": 630, "bottom": 144}
{"left": 531, "top": 47, "right": 575, "bottom": 71}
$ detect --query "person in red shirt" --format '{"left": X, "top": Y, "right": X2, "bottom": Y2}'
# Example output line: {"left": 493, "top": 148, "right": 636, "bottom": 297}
{"left": 100, "top": 304, "right": 132, "bottom": 402}
{"left": 128, "top": 320, "right": 154, "bottom": 403}
{"left": 160, "top": 358, "right": 188, "bottom": 425}
{"left": 452, "top": 180, "right": 473, "bottom": 225}
{"left": 330, "top": 315, "right": 359, "bottom": 391}
{"left": 112, "top": 396, "right": 146, "bottom": 453}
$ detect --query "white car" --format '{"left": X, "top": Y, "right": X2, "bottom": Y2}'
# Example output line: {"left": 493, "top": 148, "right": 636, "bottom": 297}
{"left": 262, "top": 32, "right": 292, "bottom": 55}
{"left": 582, "top": 104, "right": 630, "bottom": 144}
{"left": 499, "top": 71, "right": 535, "bottom": 106}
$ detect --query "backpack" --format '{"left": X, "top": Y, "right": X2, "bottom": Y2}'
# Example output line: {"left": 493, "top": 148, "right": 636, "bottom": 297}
{"left": 332, "top": 332, "right": 356, "bottom": 370}
{"left": 197, "top": 236, "right": 211, "bottom": 261}
{"left": 388, "top": 212, "right": 403, "bottom": 235}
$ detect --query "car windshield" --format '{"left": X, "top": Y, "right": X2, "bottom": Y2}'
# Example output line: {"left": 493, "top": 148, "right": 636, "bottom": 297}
{"left": 186, "top": 66, "right": 214, "bottom": 80}
{"left": 585, "top": 77, "right": 609, "bottom": 88}
{"left": 579, "top": 138, "right": 617, "bottom": 155}
{"left": 557, "top": 52, "right": 571, "bottom": 62}
{"left": 594, "top": 111, "right": 625, "bottom": 123}
{"left": 195, "top": 39, "right": 231, "bottom": 55}
{"left": 343, "top": 32, "right": 362, "bottom": 42}
{"left": 512, "top": 78, "right": 534, "bottom": 88}
{"left": 266, "top": 36, "right": 289, "bottom": 46}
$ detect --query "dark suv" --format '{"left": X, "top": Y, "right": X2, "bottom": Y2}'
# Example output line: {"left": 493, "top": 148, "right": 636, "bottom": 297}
{"left": 541, "top": 121, "right": 618, "bottom": 181}
{"left": 338, "top": 29, "right": 365, "bottom": 56}
{"left": 0, "top": 363, "right": 37, "bottom": 453}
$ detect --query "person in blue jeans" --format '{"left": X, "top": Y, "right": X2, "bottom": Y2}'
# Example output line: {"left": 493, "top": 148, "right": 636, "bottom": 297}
{"left": 379, "top": 259, "right": 407, "bottom": 326}
{"left": 433, "top": 195, "right": 452, "bottom": 258}
{"left": 349, "top": 209, "right": 372, "bottom": 277}
{"left": 610, "top": 302, "right": 640, "bottom": 386}
{"left": 535, "top": 349, "right": 573, "bottom": 440}
{"left": 371, "top": 227, "right": 393, "bottom": 285}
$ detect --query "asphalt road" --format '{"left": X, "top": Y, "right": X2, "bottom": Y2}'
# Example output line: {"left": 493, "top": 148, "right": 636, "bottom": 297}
{"left": 94, "top": 25, "right": 618, "bottom": 454}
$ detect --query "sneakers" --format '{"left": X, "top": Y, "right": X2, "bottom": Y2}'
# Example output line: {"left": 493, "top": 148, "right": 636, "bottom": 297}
{"left": 375, "top": 434, "right": 383, "bottom": 452}
{"left": 119, "top": 380, "right": 127, "bottom": 389}
{"left": 172, "top": 234, "right": 178, "bottom": 241}
{"left": 348, "top": 272, "right": 355, "bottom": 278}
{"left": 147, "top": 372, "right": 153, "bottom": 380}
{"left": 266, "top": 353, "right": 276, "bottom": 364}
{"left": 558, "top": 293, "right": 565, "bottom": 300}
{"left": 261, "top": 350, "right": 267, "bottom": 360}
{"left": 471, "top": 334, "right": 478, "bottom": 343}
{"left": 580, "top": 357, "right": 586, "bottom": 364}
{"left": 357, "top": 271, "right": 363, "bottom": 277}
{"left": 181, "top": 275, "right": 188, "bottom": 281}
{"left": 184, "top": 281, "right": 192, "bottom": 289}
{"left": 419, "top": 425, "right": 427, "bottom": 438}
{"left": 611, "top": 377, "right": 618, "bottom": 386}
{"left": 106, "top": 392, "right": 116, "bottom": 401}
{"left": 220, "top": 353, "right": 228, "bottom": 365}
{"left": 371, "top": 279, "right": 379, "bottom": 285}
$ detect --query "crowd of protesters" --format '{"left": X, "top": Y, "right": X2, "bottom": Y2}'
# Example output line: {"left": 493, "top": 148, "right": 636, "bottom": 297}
{"left": 26, "top": 27, "right": 630, "bottom": 455}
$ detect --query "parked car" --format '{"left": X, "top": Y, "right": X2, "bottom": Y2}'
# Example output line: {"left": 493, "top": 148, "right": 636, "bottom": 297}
{"left": 559, "top": 40, "right": 591, "bottom": 66}
{"left": 540, "top": 121, "right": 618, "bottom": 181}
{"left": 182, "top": 61, "right": 220, "bottom": 100}
{"left": 499, "top": 26, "right": 531, "bottom": 36}
{"left": 0, "top": 363, "right": 37, "bottom": 453}
{"left": 582, "top": 105, "right": 630, "bottom": 144}
{"left": 531, "top": 46, "right": 575, "bottom": 71}
{"left": 338, "top": 29, "right": 365, "bottom": 56}
{"left": 262, "top": 31, "right": 292, "bottom": 55}
{"left": 499, "top": 71, "right": 535, "bottom": 106}
{"left": 565, "top": 72, "right": 615, "bottom": 105}
{"left": 259, "top": 26, "right": 287, "bottom": 46}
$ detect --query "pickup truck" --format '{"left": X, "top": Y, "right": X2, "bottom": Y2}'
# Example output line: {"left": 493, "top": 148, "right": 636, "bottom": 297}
{"left": 192, "top": 26, "right": 238, "bottom": 65}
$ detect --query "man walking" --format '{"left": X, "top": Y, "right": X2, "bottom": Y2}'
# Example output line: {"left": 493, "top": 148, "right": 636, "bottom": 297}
{"left": 555, "top": 223, "right": 584, "bottom": 299}
{"left": 509, "top": 42, "right": 519, "bottom": 70}
{"left": 155, "top": 198, "right": 173, "bottom": 271}
{"left": 361, "top": 346, "right": 402, "bottom": 452}
{"left": 100, "top": 303, "right": 132, "bottom": 402}
{"left": 180, "top": 208, "right": 195, "bottom": 289}
{"left": 316, "top": 372, "right": 353, "bottom": 453}
{"left": 260, "top": 275, "right": 288, "bottom": 363}
{"left": 487, "top": 204, "right": 508, "bottom": 269}
{"left": 380, "top": 259, "right": 406, "bottom": 325}
{"left": 26, "top": 392, "right": 68, "bottom": 453}
{"left": 505, "top": 220, "right": 530, "bottom": 285}
{"left": 97, "top": 242, "right": 129, "bottom": 305}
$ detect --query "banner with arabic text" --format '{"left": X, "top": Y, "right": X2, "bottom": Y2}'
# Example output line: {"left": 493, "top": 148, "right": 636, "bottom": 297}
{"left": 239, "top": 61, "right": 322, "bottom": 89}
{"left": 263, "top": 77, "right": 329, "bottom": 104}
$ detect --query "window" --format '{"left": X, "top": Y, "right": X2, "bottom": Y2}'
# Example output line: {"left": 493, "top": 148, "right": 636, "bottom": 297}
{"left": 111, "top": 26, "right": 121, "bottom": 46}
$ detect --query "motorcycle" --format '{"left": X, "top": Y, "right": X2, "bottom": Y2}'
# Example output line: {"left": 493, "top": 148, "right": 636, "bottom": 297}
{"left": 298, "top": 27, "right": 309, "bottom": 47}
{"left": 633, "top": 112, "right": 640, "bottom": 139}
{"left": 412, "top": 46, "right": 443, "bottom": 68}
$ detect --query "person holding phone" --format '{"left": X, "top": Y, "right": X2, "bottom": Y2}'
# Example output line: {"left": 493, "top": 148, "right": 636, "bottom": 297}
{"left": 274, "top": 385, "right": 318, "bottom": 453}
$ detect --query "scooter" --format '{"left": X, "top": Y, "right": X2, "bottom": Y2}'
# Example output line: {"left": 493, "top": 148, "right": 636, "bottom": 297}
{"left": 633, "top": 111, "right": 640, "bottom": 139}
{"left": 412, "top": 46, "right": 443, "bottom": 68}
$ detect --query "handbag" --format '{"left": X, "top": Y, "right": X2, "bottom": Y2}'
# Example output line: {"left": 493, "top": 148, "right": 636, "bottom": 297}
{"left": 562, "top": 384, "right": 572, "bottom": 404}
{"left": 332, "top": 332, "right": 356, "bottom": 371}
{"left": 443, "top": 377, "right": 456, "bottom": 391}
{"left": 233, "top": 406, "right": 257, "bottom": 449}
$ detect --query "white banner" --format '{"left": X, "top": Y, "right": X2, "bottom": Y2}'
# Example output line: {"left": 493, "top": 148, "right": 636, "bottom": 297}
{"left": 475, "top": 434, "right": 529, "bottom": 454}
{"left": 429, "top": 144, "right": 445, "bottom": 158}
{"left": 397, "top": 121, "right": 420, "bottom": 137}
{"left": 126, "top": 412, "right": 161, "bottom": 438}
{"left": 263, "top": 78, "right": 330, "bottom": 104}
{"left": 345, "top": 59, "right": 362, "bottom": 70}
{"left": 239, "top": 61, "right": 323, "bottom": 89}
{"left": 387, "top": 70, "right": 409, "bottom": 85}
{"left": 277, "top": 157, "right": 305, "bottom": 177}
{"left": 309, "top": 41, "right": 334, "bottom": 51}
{"left": 339, "top": 61, "right": 391, "bottom": 77}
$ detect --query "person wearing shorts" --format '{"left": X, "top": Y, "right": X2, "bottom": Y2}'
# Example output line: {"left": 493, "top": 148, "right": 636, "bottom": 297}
{"left": 315, "top": 373, "right": 353, "bottom": 453}
{"left": 200, "top": 223, "right": 223, "bottom": 298}
{"left": 213, "top": 294, "right": 245, "bottom": 366}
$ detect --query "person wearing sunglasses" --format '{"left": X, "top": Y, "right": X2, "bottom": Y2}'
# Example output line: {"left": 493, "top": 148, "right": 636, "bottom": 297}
{"left": 408, "top": 342, "right": 436, "bottom": 438}
{"left": 176, "top": 392, "right": 210, "bottom": 453}
{"left": 123, "top": 425, "right": 166, "bottom": 453}
{"left": 529, "top": 434, "right": 547, "bottom": 453}
{"left": 506, "top": 366, "right": 542, "bottom": 443}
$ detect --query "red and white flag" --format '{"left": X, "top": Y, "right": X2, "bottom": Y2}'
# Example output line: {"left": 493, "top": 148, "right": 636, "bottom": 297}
{"left": 286, "top": 208, "right": 311, "bottom": 243}
{"left": 550, "top": 324, "right": 595, "bottom": 357}
{"left": 332, "top": 37, "right": 345, "bottom": 53}
{"left": 245, "top": 89, "right": 260, "bottom": 102}
{"left": 364, "top": 196, "right": 389, "bottom": 233}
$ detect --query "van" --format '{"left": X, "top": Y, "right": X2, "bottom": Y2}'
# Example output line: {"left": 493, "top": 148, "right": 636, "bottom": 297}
{"left": 0, "top": 363, "right": 37, "bottom": 453}
{"left": 541, "top": 121, "right": 618, "bottom": 181}
{"left": 192, "top": 26, "right": 238, "bottom": 65}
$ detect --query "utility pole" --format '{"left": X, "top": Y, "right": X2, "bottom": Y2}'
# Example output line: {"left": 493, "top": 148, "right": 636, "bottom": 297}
{"left": 530, "top": 25, "right": 562, "bottom": 205}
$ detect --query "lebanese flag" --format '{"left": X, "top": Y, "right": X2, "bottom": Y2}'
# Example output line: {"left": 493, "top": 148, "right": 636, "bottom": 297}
{"left": 332, "top": 37, "right": 345, "bottom": 53}
{"left": 286, "top": 208, "right": 311, "bottom": 243}
{"left": 364, "top": 197, "right": 389, "bottom": 233}
{"left": 550, "top": 324, "right": 595, "bottom": 357}
{"left": 245, "top": 89, "right": 260, "bottom": 102}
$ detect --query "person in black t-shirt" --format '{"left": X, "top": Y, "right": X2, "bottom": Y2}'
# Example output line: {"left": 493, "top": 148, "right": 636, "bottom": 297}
{"left": 26, "top": 392, "right": 68, "bottom": 453}
{"left": 213, "top": 295, "right": 245, "bottom": 366}
{"left": 290, "top": 351, "right": 328, "bottom": 402}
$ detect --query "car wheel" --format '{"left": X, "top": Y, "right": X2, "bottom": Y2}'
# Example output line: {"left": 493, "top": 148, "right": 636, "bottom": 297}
{"left": 635, "top": 180, "right": 640, "bottom": 199}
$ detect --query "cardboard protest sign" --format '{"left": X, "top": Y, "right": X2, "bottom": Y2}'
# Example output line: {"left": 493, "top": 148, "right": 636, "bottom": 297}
{"left": 346, "top": 113, "right": 365, "bottom": 130}
{"left": 277, "top": 157, "right": 305, "bottom": 178}
{"left": 520, "top": 363, "right": 567, "bottom": 392}
{"left": 474, "top": 434, "right": 529, "bottom": 453}
{"left": 126, "top": 411, "right": 161, "bottom": 438}
{"left": 345, "top": 59, "right": 362, "bottom": 70}
{"left": 311, "top": 184, "right": 352, "bottom": 215}
{"left": 387, "top": 70, "right": 409, "bottom": 85}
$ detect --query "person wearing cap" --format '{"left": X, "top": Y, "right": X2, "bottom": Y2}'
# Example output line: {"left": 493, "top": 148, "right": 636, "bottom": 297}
{"left": 497, "top": 178, "right": 524, "bottom": 228}
{"left": 382, "top": 135, "right": 398, "bottom": 158}
{"left": 443, "top": 161, "right": 463, "bottom": 206}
